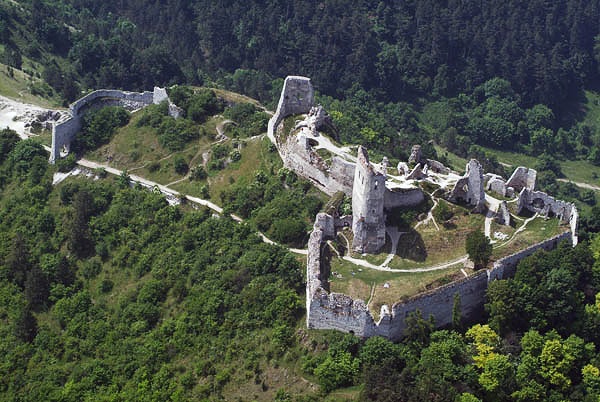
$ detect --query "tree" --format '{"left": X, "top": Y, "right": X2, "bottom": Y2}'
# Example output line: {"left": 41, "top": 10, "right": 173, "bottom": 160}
{"left": 465, "top": 230, "right": 492, "bottom": 269}
{"left": 314, "top": 351, "right": 359, "bottom": 393}
{"left": 0, "top": 127, "right": 19, "bottom": 162}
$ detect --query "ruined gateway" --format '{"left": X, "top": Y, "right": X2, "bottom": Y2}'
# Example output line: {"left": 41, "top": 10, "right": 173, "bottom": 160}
{"left": 268, "top": 76, "right": 579, "bottom": 340}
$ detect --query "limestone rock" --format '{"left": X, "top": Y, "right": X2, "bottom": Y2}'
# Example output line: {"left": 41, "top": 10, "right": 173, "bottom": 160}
{"left": 408, "top": 145, "right": 423, "bottom": 165}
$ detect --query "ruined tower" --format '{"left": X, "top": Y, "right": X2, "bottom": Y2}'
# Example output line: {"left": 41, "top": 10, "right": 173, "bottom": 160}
{"left": 352, "top": 146, "right": 386, "bottom": 253}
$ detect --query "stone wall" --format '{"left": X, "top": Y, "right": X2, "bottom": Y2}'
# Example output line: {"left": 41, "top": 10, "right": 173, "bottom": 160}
{"left": 384, "top": 187, "right": 426, "bottom": 209}
{"left": 450, "top": 159, "right": 485, "bottom": 212}
{"left": 277, "top": 132, "right": 355, "bottom": 196}
{"left": 268, "top": 76, "right": 314, "bottom": 144}
{"left": 517, "top": 188, "right": 578, "bottom": 245}
{"left": 306, "top": 213, "right": 574, "bottom": 340}
{"left": 507, "top": 166, "right": 537, "bottom": 191}
{"left": 50, "top": 87, "right": 174, "bottom": 163}
{"left": 487, "top": 231, "right": 572, "bottom": 281}
{"left": 352, "top": 146, "right": 386, "bottom": 253}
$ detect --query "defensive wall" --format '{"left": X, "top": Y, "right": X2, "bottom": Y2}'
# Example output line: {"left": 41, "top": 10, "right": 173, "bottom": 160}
{"left": 306, "top": 212, "right": 573, "bottom": 340}
{"left": 50, "top": 87, "right": 176, "bottom": 163}
{"left": 268, "top": 76, "right": 425, "bottom": 210}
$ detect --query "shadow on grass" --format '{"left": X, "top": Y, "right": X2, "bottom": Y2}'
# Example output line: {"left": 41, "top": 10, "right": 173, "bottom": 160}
{"left": 396, "top": 229, "right": 427, "bottom": 262}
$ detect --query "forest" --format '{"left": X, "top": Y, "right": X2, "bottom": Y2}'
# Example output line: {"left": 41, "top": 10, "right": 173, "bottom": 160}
{"left": 1, "top": 0, "right": 600, "bottom": 400}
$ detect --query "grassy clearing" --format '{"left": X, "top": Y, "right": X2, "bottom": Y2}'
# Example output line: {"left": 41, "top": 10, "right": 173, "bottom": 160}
{"left": 211, "top": 87, "right": 262, "bottom": 107}
{"left": 560, "top": 159, "right": 600, "bottom": 186}
{"left": 434, "top": 144, "right": 468, "bottom": 173}
{"left": 203, "top": 136, "right": 282, "bottom": 202}
{"left": 0, "top": 62, "right": 62, "bottom": 107}
{"left": 491, "top": 216, "right": 567, "bottom": 259}
{"left": 383, "top": 210, "right": 485, "bottom": 270}
{"left": 329, "top": 256, "right": 466, "bottom": 318}
{"left": 84, "top": 112, "right": 222, "bottom": 188}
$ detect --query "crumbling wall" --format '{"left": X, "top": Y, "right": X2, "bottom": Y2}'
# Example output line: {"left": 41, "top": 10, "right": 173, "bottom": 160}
{"left": 517, "top": 188, "right": 578, "bottom": 245}
{"left": 487, "top": 231, "right": 572, "bottom": 281}
{"left": 384, "top": 187, "right": 426, "bottom": 209}
{"left": 268, "top": 76, "right": 314, "bottom": 144}
{"left": 50, "top": 87, "right": 175, "bottom": 163}
{"left": 277, "top": 132, "right": 355, "bottom": 195}
{"left": 449, "top": 159, "right": 485, "bottom": 212}
{"left": 507, "top": 166, "right": 537, "bottom": 191}
{"left": 307, "top": 214, "right": 574, "bottom": 340}
{"left": 385, "top": 272, "right": 489, "bottom": 340}
{"left": 352, "top": 146, "right": 386, "bottom": 253}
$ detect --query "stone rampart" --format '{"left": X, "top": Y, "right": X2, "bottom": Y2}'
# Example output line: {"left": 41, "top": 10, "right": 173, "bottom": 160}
{"left": 384, "top": 187, "right": 426, "bottom": 209}
{"left": 278, "top": 132, "right": 355, "bottom": 195}
{"left": 307, "top": 213, "right": 573, "bottom": 340}
{"left": 487, "top": 231, "right": 572, "bottom": 281}
{"left": 50, "top": 87, "right": 175, "bottom": 163}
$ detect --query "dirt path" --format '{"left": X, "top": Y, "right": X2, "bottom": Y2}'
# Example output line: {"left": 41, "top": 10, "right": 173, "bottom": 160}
{"left": 557, "top": 178, "right": 600, "bottom": 191}
{"left": 76, "top": 158, "right": 309, "bottom": 255}
{"left": 342, "top": 254, "right": 467, "bottom": 273}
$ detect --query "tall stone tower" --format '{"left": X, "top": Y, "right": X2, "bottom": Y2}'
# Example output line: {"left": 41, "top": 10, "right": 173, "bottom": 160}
{"left": 352, "top": 146, "right": 386, "bottom": 253}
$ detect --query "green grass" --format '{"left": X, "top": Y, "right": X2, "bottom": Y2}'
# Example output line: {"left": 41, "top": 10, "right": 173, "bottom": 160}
{"left": 433, "top": 144, "right": 468, "bottom": 173}
{"left": 329, "top": 256, "right": 466, "bottom": 319}
{"left": 578, "top": 90, "right": 600, "bottom": 133}
{"left": 84, "top": 112, "right": 223, "bottom": 189}
{"left": 0, "top": 62, "right": 62, "bottom": 107}
{"left": 560, "top": 159, "right": 600, "bottom": 186}
{"left": 491, "top": 216, "right": 567, "bottom": 259}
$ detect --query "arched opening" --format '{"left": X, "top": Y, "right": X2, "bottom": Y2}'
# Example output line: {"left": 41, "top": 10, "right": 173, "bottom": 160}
{"left": 532, "top": 198, "right": 545, "bottom": 210}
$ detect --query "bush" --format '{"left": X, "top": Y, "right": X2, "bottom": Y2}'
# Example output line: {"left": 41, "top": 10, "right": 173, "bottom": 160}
{"left": 157, "top": 117, "right": 199, "bottom": 151}
{"left": 189, "top": 165, "right": 207, "bottom": 181}
{"left": 99, "top": 279, "right": 113, "bottom": 293}
{"left": 147, "top": 161, "right": 160, "bottom": 172}
{"left": 465, "top": 230, "right": 492, "bottom": 269}
{"left": 173, "top": 155, "right": 188, "bottom": 175}
{"left": 74, "top": 107, "right": 130, "bottom": 152}
{"left": 56, "top": 153, "right": 77, "bottom": 172}
{"left": 314, "top": 352, "right": 359, "bottom": 393}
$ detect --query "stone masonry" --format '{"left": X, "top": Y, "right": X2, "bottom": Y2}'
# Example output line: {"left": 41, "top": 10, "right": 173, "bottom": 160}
{"left": 352, "top": 146, "right": 387, "bottom": 253}
{"left": 307, "top": 211, "right": 573, "bottom": 340}
{"left": 51, "top": 87, "right": 177, "bottom": 163}
{"left": 507, "top": 166, "right": 537, "bottom": 191}
{"left": 449, "top": 159, "right": 486, "bottom": 212}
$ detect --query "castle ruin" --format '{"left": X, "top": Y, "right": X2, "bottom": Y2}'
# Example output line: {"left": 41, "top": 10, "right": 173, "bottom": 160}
{"left": 351, "top": 146, "right": 387, "bottom": 253}
{"left": 266, "top": 75, "right": 580, "bottom": 339}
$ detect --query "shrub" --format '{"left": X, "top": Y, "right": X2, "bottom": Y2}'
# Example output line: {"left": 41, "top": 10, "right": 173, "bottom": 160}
{"left": 189, "top": 165, "right": 207, "bottom": 181}
{"left": 173, "top": 155, "right": 188, "bottom": 175}
{"left": 56, "top": 153, "right": 77, "bottom": 172}
{"left": 74, "top": 106, "right": 130, "bottom": 152}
